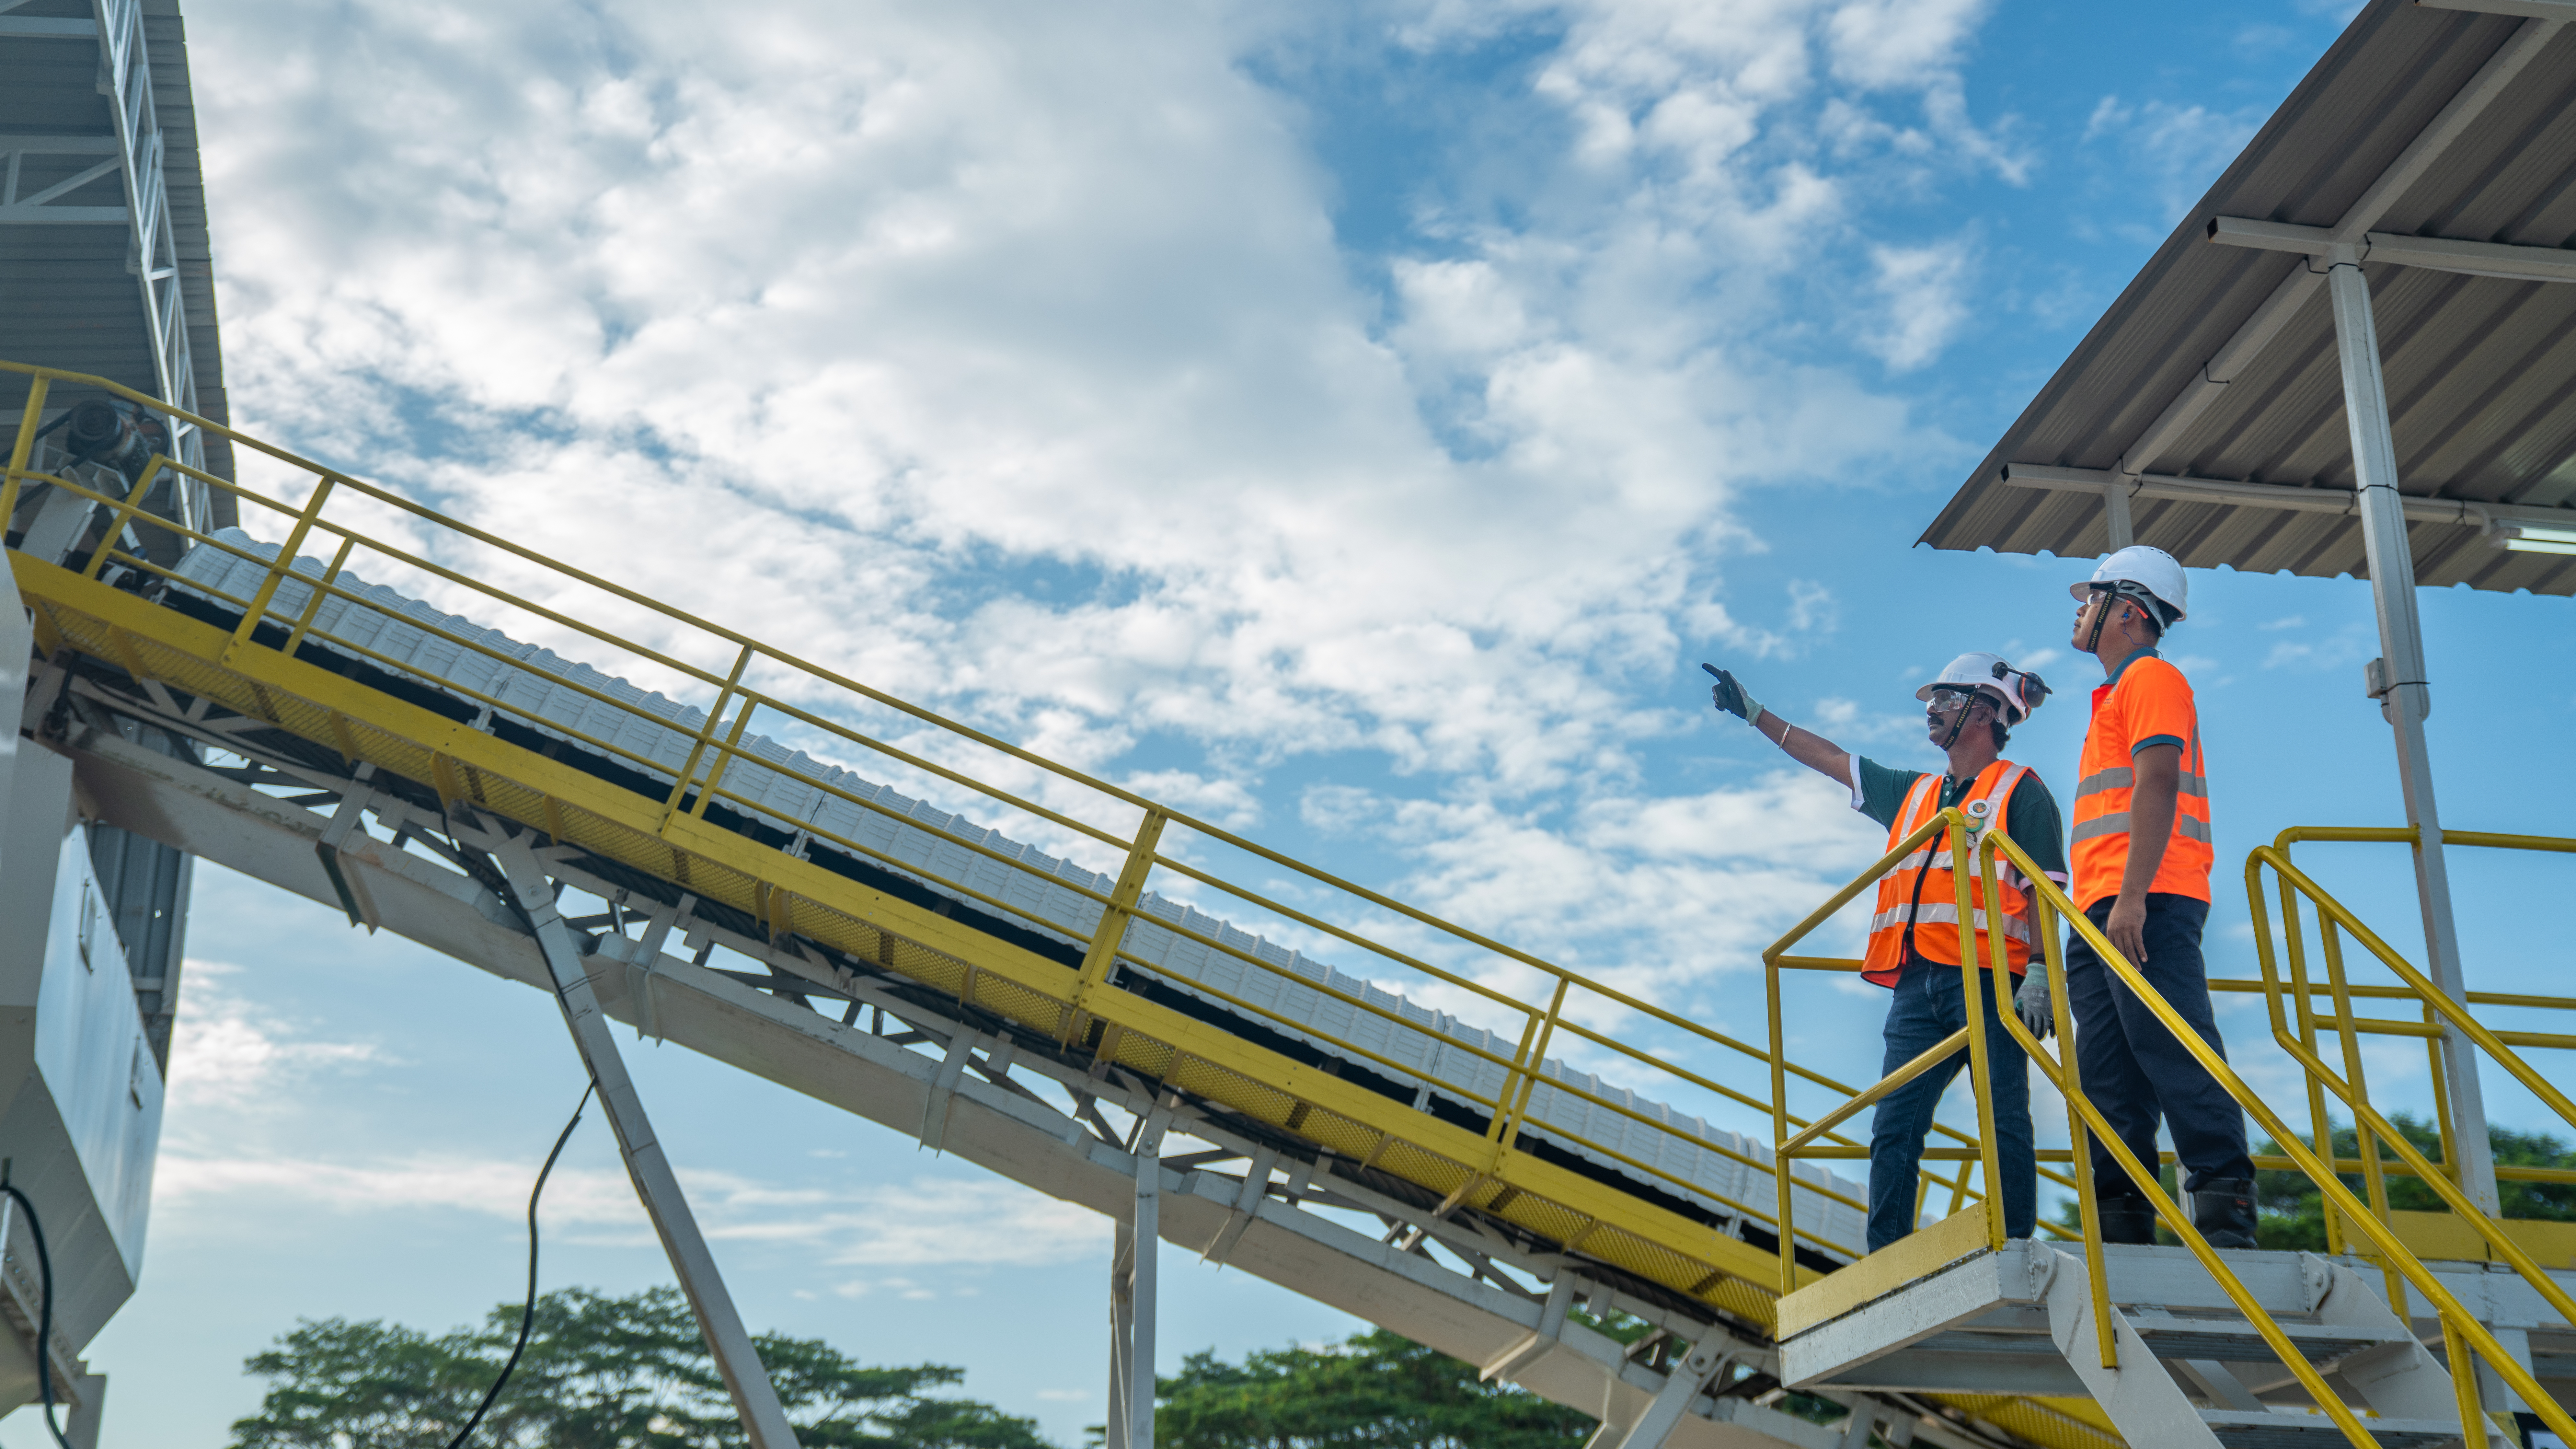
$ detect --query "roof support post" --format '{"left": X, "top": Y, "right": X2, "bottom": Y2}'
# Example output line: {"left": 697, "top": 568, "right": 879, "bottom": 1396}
{"left": 489, "top": 832, "right": 805, "bottom": 1449}
{"left": 2322, "top": 254, "right": 2501, "bottom": 1219}
{"left": 2101, "top": 480, "right": 2134, "bottom": 551}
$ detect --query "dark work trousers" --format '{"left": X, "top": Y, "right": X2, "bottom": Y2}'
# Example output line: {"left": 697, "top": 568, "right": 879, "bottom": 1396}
{"left": 1866, "top": 954, "right": 2034, "bottom": 1252}
{"left": 2062, "top": 893, "right": 2254, "bottom": 1198}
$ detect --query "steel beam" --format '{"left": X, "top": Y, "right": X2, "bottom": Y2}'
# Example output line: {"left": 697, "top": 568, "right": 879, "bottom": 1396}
{"left": 1586, "top": 1338, "right": 1728, "bottom": 1449}
{"left": 487, "top": 830, "right": 803, "bottom": 1449}
{"left": 1996, "top": 462, "right": 2571, "bottom": 532}
{"left": 2323, "top": 254, "right": 2502, "bottom": 1221}
{"left": 2416, "top": 0, "right": 2576, "bottom": 18}
{"left": 2210, "top": 215, "right": 2576, "bottom": 283}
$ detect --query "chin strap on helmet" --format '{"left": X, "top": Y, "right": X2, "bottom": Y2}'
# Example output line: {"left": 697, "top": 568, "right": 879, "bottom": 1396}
{"left": 2082, "top": 587, "right": 2118, "bottom": 655}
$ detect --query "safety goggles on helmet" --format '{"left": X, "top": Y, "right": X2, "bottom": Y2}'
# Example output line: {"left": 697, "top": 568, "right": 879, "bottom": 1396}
{"left": 1915, "top": 652, "right": 2049, "bottom": 727}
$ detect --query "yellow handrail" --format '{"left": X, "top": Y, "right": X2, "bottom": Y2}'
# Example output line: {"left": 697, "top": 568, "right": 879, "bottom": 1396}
{"left": 1, "top": 360, "right": 1950, "bottom": 1303}
{"left": 2244, "top": 827, "right": 2576, "bottom": 1270}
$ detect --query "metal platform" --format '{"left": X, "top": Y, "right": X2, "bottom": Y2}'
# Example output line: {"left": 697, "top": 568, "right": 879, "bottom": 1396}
{"left": 1779, "top": 1238, "right": 2525, "bottom": 1449}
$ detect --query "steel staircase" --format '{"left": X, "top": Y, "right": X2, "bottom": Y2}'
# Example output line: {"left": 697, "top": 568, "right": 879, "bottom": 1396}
{"left": 1779, "top": 1239, "right": 2512, "bottom": 1448}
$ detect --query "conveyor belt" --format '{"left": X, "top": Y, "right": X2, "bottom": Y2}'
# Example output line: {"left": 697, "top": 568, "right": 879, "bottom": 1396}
{"left": 159, "top": 528, "right": 1871, "bottom": 1264}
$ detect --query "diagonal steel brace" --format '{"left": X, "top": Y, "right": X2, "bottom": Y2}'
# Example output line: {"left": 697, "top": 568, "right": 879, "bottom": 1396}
{"left": 490, "top": 830, "right": 802, "bottom": 1449}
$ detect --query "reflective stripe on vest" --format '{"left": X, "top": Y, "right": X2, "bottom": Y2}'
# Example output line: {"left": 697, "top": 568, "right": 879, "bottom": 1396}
{"left": 1860, "top": 759, "right": 2036, "bottom": 987}
{"left": 2072, "top": 812, "right": 2213, "bottom": 843}
{"left": 1866, "top": 902, "right": 2033, "bottom": 942}
{"left": 2078, "top": 766, "right": 2206, "bottom": 799}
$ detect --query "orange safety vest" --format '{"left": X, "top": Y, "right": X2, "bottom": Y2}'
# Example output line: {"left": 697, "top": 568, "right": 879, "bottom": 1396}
{"left": 1861, "top": 760, "right": 2035, "bottom": 988}
{"left": 2071, "top": 653, "right": 2213, "bottom": 909}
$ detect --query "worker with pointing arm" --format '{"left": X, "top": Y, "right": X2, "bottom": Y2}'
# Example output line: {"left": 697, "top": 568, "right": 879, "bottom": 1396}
{"left": 2060, "top": 546, "right": 2256, "bottom": 1249}
{"left": 1706, "top": 653, "right": 2064, "bottom": 1252}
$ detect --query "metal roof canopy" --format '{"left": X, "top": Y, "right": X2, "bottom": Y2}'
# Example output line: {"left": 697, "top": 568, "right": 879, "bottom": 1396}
{"left": 1925, "top": 0, "right": 2576, "bottom": 1227}
{"left": 1926, "top": 0, "right": 2576, "bottom": 594}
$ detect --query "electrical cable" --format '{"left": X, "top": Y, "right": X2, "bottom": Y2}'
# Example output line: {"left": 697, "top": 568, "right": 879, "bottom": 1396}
{"left": 0, "top": 1170, "right": 75, "bottom": 1449}
{"left": 445, "top": 1080, "right": 594, "bottom": 1449}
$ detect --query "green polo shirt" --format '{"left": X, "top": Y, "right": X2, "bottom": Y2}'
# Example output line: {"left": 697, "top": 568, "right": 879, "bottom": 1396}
{"left": 1850, "top": 756, "right": 2069, "bottom": 889}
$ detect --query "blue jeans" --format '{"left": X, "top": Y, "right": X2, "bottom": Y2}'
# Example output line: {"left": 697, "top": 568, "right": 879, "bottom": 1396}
{"left": 1867, "top": 956, "right": 2035, "bottom": 1252}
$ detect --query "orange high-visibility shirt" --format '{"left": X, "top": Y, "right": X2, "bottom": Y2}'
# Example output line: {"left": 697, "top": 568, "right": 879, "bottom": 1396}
{"left": 2071, "top": 649, "right": 2212, "bottom": 909}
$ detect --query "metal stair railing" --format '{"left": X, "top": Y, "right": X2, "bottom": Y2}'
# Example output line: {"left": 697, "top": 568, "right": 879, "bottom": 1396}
{"left": 1988, "top": 825, "right": 2576, "bottom": 1444}
{"left": 2243, "top": 825, "right": 2576, "bottom": 1267}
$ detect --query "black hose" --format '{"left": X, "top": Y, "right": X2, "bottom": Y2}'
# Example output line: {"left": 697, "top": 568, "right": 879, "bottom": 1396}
{"left": 445, "top": 1081, "right": 593, "bottom": 1449}
{"left": 0, "top": 1177, "right": 74, "bottom": 1449}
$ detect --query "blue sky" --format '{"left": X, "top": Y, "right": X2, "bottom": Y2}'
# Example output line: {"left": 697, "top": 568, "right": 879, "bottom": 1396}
{"left": 24, "top": 0, "right": 2576, "bottom": 1444}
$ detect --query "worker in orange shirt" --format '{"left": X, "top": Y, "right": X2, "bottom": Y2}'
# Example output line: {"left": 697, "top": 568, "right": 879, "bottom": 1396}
{"left": 2060, "top": 546, "right": 2255, "bottom": 1249}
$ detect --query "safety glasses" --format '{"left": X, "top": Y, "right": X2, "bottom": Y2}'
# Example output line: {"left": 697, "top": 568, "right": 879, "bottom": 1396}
{"left": 1924, "top": 687, "right": 1985, "bottom": 716}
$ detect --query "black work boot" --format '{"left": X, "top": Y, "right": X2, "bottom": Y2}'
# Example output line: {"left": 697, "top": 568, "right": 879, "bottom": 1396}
{"left": 2095, "top": 1196, "right": 2157, "bottom": 1246}
{"left": 2193, "top": 1178, "right": 2259, "bottom": 1250}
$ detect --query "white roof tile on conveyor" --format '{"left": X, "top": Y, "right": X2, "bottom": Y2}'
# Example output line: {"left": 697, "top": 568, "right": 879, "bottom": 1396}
{"left": 172, "top": 531, "right": 1870, "bottom": 1255}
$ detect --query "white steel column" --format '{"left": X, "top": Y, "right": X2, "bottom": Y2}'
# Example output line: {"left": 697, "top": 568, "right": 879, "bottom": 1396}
{"left": 2322, "top": 254, "right": 2501, "bottom": 1218}
{"left": 1110, "top": 1110, "right": 1170, "bottom": 1449}
{"left": 490, "top": 832, "right": 804, "bottom": 1449}
{"left": 1105, "top": 1220, "right": 1135, "bottom": 1449}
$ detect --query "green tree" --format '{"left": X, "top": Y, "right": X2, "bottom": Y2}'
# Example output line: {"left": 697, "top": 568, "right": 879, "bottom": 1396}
{"left": 1145, "top": 1328, "right": 1595, "bottom": 1449}
{"left": 2252, "top": 1113, "right": 2576, "bottom": 1252}
{"left": 229, "top": 1285, "right": 1052, "bottom": 1449}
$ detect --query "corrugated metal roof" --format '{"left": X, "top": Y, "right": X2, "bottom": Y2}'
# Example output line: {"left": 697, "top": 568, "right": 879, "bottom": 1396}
{"left": 1, "top": 0, "right": 235, "bottom": 525}
{"left": 1924, "top": 0, "right": 2576, "bottom": 598}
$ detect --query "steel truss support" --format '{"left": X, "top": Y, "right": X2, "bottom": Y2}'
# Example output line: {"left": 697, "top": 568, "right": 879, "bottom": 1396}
{"left": 486, "top": 829, "right": 803, "bottom": 1449}
{"left": 62, "top": 701, "right": 1981, "bottom": 1449}
{"left": 2322, "top": 252, "right": 2502, "bottom": 1221}
{"left": 1583, "top": 1337, "right": 1728, "bottom": 1449}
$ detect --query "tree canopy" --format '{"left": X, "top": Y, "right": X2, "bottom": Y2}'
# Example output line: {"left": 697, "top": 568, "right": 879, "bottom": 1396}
{"left": 1146, "top": 1328, "right": 1595, "bottom": 1449}
{"left": 2053, "top": 1114, "right": 2576, "bottom": 1250}
{"left": 2252, "top": 1113, "right": 2576, "bottom": 1252}
{"left": 229, "top": 1285, "right": 1050, "bottom": 1449}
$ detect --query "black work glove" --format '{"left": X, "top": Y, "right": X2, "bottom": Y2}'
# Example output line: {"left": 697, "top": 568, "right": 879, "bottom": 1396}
{"left": 1702, "top": 663, "right": 1762, "bottom": 726}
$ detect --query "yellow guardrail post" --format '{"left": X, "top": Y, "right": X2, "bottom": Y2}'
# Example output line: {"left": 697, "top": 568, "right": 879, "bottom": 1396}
{"left": 77, "top": 455, "right": 163, "bottom": 581}
{"left": 1949, "top": 817, "right": 2006, "bottom": 1252}
{"left": 2, "top": 373, "right": 47, "bottom": 525}
{"left": 1064, "top": 807, "right": 1169, "bottom": 1042}
{"left": 1767, "top": 943, "right": 1795, "bottom": 1291}
{"left": 1494, "top": 976, "right": 1571, "bottom": 1161}
{"left": 223, "top": 474, "right": 337, "bottom": 664}
{"left": 282, "top": 535, "right": 357, "bottom": 657}
{"left": 660, "top": 642, "right": 758, "bottom": 828}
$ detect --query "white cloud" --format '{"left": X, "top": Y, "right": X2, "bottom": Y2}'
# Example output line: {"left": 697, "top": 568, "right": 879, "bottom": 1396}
{"left": 1864, "top": 239, "right": 1973, "bottom": 371}
{"left": 2081, "top": 95, "right": 2264, "bottom": 227}
{"left": 164, "top": 961, "right": 384, "bottom": 1110}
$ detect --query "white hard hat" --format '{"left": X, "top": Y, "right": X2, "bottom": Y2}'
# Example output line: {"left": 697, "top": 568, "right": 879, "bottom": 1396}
{"left": 1915, "top": 652, "right": 2051, "bottom": 726}
{"left": 2070, "top": 544, "right": 2189, "bottom": 623}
